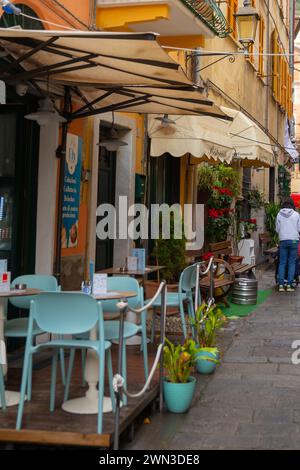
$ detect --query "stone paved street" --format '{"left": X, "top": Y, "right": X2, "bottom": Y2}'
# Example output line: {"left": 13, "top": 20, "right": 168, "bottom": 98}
{"left": 125, "top": 268, "right": 300, "bottom": 450}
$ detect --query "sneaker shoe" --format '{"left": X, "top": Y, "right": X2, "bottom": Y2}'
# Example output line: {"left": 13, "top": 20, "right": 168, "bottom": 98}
{"left": 279, "top": 285, "right": 285, "bottom": 292}
{"left": 286, "top": 285, "right": 295, "bottom": 292}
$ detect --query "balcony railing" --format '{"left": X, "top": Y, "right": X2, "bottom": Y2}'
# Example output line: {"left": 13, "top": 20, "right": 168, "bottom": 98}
{"left": 180, "top": 0, "right": 232, "bottom": 38}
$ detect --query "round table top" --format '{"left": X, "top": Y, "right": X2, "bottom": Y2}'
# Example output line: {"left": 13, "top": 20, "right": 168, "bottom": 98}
{"left": 0, "top": 288, "right": 41, "bottom": 298}
{"left": 92, "top": 290, "right": 137, "bottom": 300}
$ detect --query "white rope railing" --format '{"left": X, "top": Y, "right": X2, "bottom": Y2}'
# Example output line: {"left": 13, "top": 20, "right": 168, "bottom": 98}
{"left": 113, "top": 281, "right": 167, "bottom": 399}
{"left": 194, "top": 257, "right": 214, "bottom": 312}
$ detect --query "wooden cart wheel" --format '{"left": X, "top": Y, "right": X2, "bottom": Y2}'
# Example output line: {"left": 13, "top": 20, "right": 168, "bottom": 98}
{"left": 201, "top": 257, "right": 235, "bottom": 306}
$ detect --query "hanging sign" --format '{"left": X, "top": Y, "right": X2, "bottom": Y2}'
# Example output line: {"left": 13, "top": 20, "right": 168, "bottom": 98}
{"left": 62, "top": 133, "right": 82, "bottom": 248}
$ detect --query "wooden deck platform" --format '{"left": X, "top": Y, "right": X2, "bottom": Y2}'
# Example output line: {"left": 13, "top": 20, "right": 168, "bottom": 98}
{"left": 0, "top": 344, "right": 159, "bottom": 448}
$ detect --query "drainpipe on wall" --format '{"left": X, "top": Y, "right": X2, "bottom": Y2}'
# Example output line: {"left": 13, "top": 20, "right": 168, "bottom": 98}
{"left": 289, "top": 0, "right": 295, "bottom": 75}
{"left": 89, "top": 0, "right": 98, "bottom": 30}
{"left": 289, "top": 0, "right": 296, "bottom": 141}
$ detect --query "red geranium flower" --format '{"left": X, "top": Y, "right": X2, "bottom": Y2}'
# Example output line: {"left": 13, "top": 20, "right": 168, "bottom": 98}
{"left": 208, "top": 208, "right": 220, "bottom": 219}
{"left": 202, "top": 252, "right": 214, "bottom": 261}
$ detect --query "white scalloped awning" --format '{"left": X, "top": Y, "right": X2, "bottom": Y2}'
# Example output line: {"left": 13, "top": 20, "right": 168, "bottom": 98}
{"left": 222, "top": 106, "right": 275, "bottom": 167}
{"left": 148, "top": 114, "right": 234, "bottom": 163}
{"left": 149, "top": 107, "right": 275, "bottom": 167}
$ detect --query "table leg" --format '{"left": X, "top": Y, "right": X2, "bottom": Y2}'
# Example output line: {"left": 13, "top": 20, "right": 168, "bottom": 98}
{"left": 0, "top": 298, "right": 21, "bottom": 408}
{"left": 62, "top": 326, "right": 115, "bottom": 414}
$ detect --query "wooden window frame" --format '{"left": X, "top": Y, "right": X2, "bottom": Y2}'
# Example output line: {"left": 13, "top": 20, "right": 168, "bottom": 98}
{"left": 227, "top": 0, "right": 238, "bottom": 39}
{"left": 258, "top": 16, "right": 265, "bottom": 76}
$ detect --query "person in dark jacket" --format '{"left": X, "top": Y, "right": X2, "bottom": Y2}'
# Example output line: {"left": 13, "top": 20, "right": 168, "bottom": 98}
{"left": 276, "top": 197, "right": 300, "bottom": 292}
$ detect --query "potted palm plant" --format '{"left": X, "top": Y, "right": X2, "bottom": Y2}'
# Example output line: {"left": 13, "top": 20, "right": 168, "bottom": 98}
{"left": 163, "top": 337, "right": 200, "bottom": 413}
{"left": 191, "top": 302, "right": 226, "bottom": 374}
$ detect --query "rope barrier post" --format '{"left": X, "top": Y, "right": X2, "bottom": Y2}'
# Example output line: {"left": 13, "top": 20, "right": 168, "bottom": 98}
{"left": 209, "top": 258, "right": 214, "bottom": 303}
{"left": 194, "top": 262, "right": 200, "bottom": 313}
{"left": 113, "top": 298, "right": 127, "bottom": 451}
{"left": 159, "top": 281, "right": 166, "bottom": 413}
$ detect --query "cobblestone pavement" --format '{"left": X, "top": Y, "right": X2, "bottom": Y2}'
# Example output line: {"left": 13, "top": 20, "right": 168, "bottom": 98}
{"left": 125, "top": 267, "right": 300, "bottom": 450}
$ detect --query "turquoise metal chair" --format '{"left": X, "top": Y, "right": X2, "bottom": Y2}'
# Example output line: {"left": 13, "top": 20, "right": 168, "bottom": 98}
{"left": 16, "top": 292, "right": 114, "bottom": 434}
{"left": 5, "top": 275, "right": 65, "bottom": 394}
{"left": 149, "top": 263, "right": 200, "bottom": 339}
{"left": 65, "top": 276, "right": 147, "bottom": 407}
{"left": 0, "top": 363, "right": 6, "bottom": 410}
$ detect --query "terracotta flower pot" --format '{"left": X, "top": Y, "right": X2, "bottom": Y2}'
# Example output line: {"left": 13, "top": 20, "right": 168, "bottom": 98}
{"left": 228, "top": 255, "right": 244, "bottom": 265}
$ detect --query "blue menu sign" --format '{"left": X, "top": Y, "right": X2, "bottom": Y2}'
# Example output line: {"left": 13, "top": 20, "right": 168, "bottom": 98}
{"left": 62, "top": 133, "right": 82, "bottom": 248}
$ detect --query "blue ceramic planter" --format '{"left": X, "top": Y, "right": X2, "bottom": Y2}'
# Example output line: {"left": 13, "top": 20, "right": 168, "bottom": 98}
{"left": 163, "top": 376, "right": 196, "bottom": 413}
{"left": 195, "top": 350, "right": 218, "bottom": 375}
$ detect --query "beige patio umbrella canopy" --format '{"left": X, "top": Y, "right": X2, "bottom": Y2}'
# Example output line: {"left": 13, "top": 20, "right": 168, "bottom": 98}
{"left": 0, "top": 29, "right": 230, "bottom": 120}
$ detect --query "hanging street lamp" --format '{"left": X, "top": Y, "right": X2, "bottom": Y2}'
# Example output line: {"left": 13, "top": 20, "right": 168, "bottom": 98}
{"left": 25, "top": 97, "right": 66, "bottom": 126}
{"left": 234, "top": 0, "right": 260, "bottom": 57}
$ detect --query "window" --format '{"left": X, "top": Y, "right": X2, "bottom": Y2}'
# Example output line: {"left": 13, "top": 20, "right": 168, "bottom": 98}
{"left": 280, "top": 54, "right": 287, "bottom": 108}
{"left": 258, "top": 17, "right": 265, "bottom": 75}
{"left": 272, "top": 31, "right": 291, "bottom": 118}
{"left": 271, "top": 30, "right": 280, "bottom": 101}
{"left": 248, "top": 43, "right": 254, "bottom": 64}
{"left": 0, "top": 4, "right": 43, "bottom": 29}
{"left": 227, "top": 0, "right": 238, "bottom": 39}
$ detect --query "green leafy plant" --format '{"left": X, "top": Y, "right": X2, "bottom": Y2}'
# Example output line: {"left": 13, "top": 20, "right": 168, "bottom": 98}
{"left": 191, "top": 302, "right": 226, "bottom": 349}
{"left": 198, "top": 164, "right": 241, "bottom": 197}
{"left": 197, "top": 165, "right": 216, "bottom": 191}
{"left": 153, "top": 214, "right": 186, "bottom": 283}
{"left": 214, "top": 164, "right": 241, "bottom": 197}
{"left": 198, "top": 164, "right": 241, "bottom": 243}
{"left": 246, "top": 188, "right": 266, "bottom": 209}
{"left": 265, "top": 202, "right": 280, "bottom": 246}
{"left": 163, "top": 337, "right": 201, "bottom": 383}
{"left": 278, "top": 165, "right": 291, "bottom": 200}
{"left": 239, "top": 218, "right": 257, "bottom": 236}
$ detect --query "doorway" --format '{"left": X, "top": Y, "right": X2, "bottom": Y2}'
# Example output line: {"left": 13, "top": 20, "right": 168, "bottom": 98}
{"left": 95, "top": 139, "right": 116, "bottom": 270}
{"left": 0, "top": 104, "right": 39, "bottom": 279}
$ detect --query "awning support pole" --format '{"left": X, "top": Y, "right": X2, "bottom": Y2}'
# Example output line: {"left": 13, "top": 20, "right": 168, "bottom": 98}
{"left": 159, "top": 283, "right": 166, "bottom": 413}
{"left": 54, "top": 86, "right": 71, "bottom": 284}
{"left": 113, "top": 299, "right": 127, "bottom": 451}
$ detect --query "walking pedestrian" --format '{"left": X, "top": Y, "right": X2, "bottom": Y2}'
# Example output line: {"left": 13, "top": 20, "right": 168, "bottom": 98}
{"left": 276, "top": 197, "right": 300, "bottom": 292}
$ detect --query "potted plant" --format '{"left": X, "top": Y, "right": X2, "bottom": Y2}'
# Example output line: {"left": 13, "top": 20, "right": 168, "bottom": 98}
{"left": 264, "top": 202, "right": 280, "bottom": 246}
{"left": 163, "top": 337, "right": 200, "bottom": 413}
{"left": 190, "top": 302, "right": 226, "bottom": 374}
{"left": 145, "top": 214, "right": 187, "bottom": 301}
{"left": 198, "top": 164, "right": 241, "bottom": 249}
{"left": 239, "top": 218, "right": 257, "bottom": 239}
{"left": 228, "top": 254, "right": 244, "bottom": 265}
{"left": 246, "top": 188, "right": 265, "bottom": 210}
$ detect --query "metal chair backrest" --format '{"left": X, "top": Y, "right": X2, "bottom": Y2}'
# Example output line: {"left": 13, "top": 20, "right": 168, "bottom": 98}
{"left": 10, "top": 275, "right": 59, "bottom": 310}
{"left": 101, "top": 276, "right": 141, "bottom": 313}
{"left": 31, "top": 292, "right": 102, "bottom": 336}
